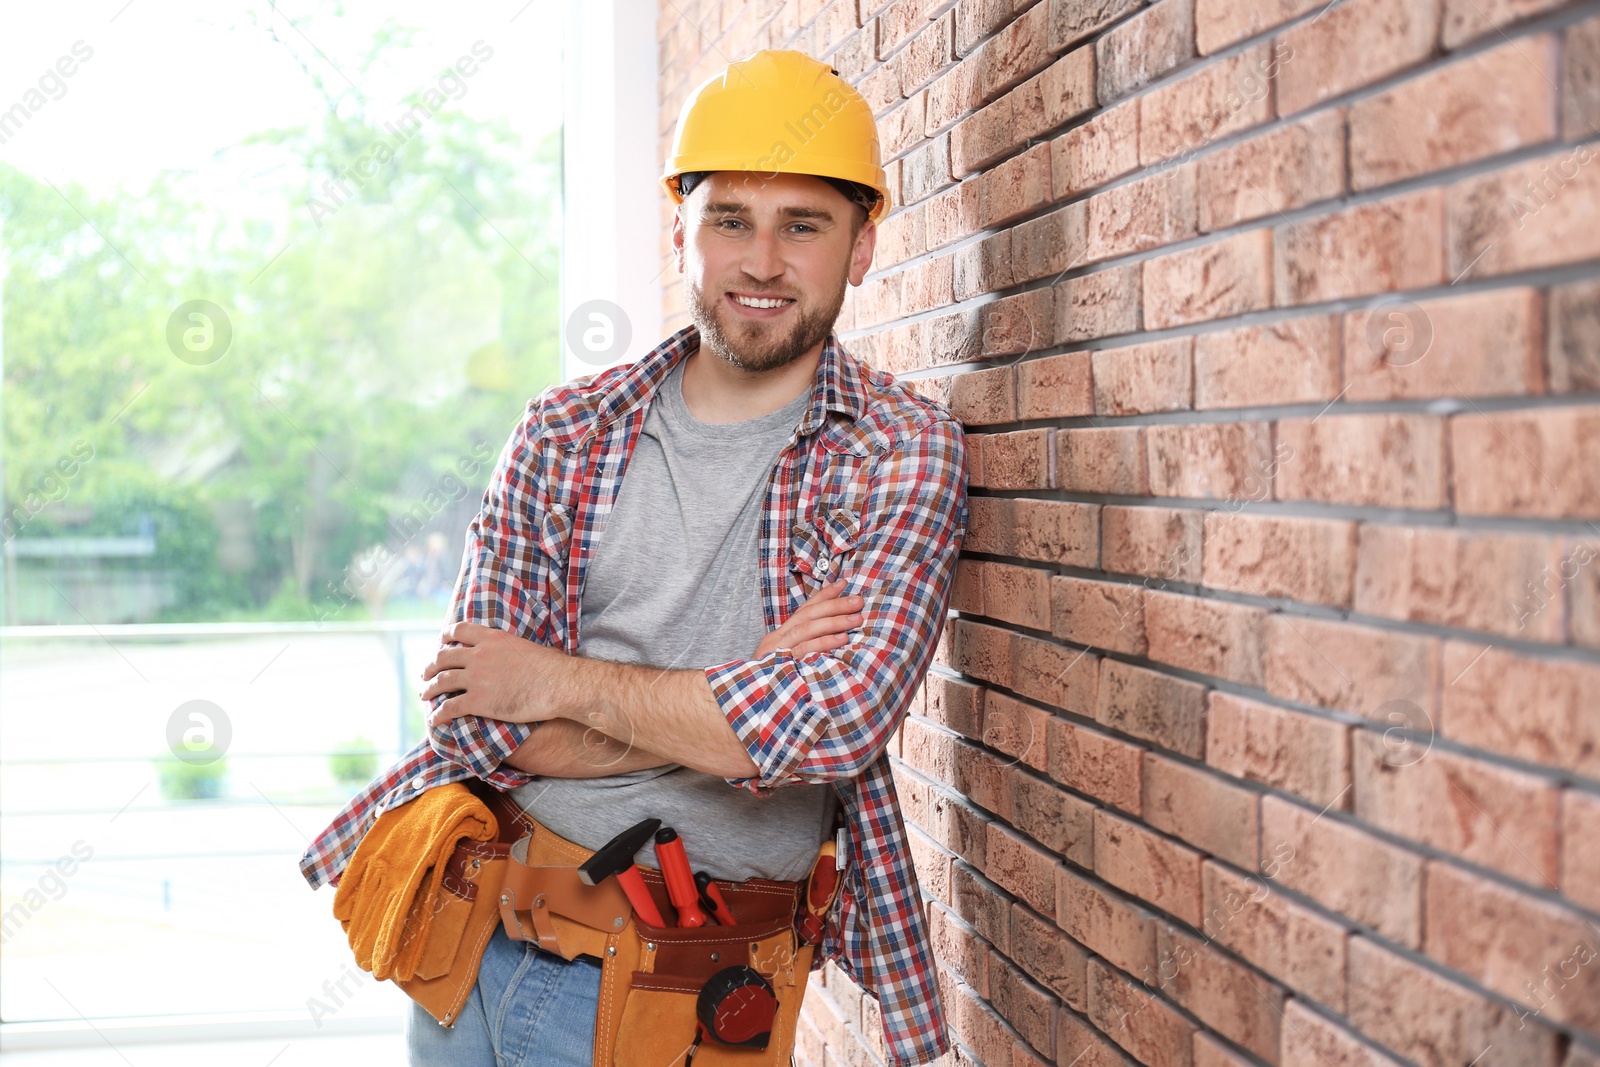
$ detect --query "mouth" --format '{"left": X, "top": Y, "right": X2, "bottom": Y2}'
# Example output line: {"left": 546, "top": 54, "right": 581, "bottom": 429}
{"left": 726, "top": 291, "right": 797, "bottom": 317}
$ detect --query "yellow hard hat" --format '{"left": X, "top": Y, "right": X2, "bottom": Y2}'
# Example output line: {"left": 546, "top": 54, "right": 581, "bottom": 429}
{"left": 660, "top": 50, "right": 892, "bottom": 225}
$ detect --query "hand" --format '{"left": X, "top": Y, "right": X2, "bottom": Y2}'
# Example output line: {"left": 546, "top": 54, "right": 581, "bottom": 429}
{"left": 419, "top": 621, "right": 566, "bottom": 729}
{"left": 754, "top": 579, "right": 865, "bottom": 659}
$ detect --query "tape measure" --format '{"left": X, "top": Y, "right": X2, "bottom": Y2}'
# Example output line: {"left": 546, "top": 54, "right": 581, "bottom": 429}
{"left": 685, "top": 965, "right": 776, "bottom": 1063}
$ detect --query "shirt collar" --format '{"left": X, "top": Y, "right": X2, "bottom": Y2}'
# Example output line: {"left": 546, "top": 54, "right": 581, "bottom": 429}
{"left": 552, "top": 322, "right": 870, "bottom": 452}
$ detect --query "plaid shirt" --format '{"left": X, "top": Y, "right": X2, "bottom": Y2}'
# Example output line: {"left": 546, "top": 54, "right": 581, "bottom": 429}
{"left": 299, "top": 323, "right": 967, "bottom": 1065}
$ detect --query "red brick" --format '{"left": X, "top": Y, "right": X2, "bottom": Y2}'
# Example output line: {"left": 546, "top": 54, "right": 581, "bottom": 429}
{"left": 1037, "top": 42, "right": 1097, "bottom": 129}
{"left": 1204, "top": 512, "right": 1356, "bottom": 606}
{"left": 1059, "top": 1007, "right": 1143, "bottom": 1067}
{"left": 1049, "top": 0, "right": 1146, "bottom": 52}
{"left": 1059, "top": 865, "right": 1158, "bottom": 977}
{"left": 1550, "top": 279, "right": 1600, "bottom": 394}
{"left": 1056, "top": 263, "right": 1142, "bottom": 342}
{"left": 1144, "top": 421, "right": 1273, "bottom": 500}
{"left": 1143, "top": 754, "right": 1259, "bottom": 868}
{"left": 953, "top": 0, "right": 1008, "bottom": 57}
{"left": 985, "top": 822, "right": 1058, "bottom": 916}
{"left": 1446, "top": 144, "right": 1600, "bottom": 279}
{"left": 1561, "top": 788, "right": 1600, "bottom": 914}
{"left": 1358, "top": 738, "right": 1560, "bottom": 886}
{"left": 1194, "top": 313, "right": 1340, "bottom": 409}
{"left": 1275, "top": 413, "right": 1447, "bottom": 510}
{"left": 1450, "top": 407, "right": 1600, "bottom": 519}
{"left": 1101, "top": 506, "right": 1202, "bottom": 583}
{"left": 929, "top": 901, "right": 991, "bottom": 993}
{"left": 950, "top": 973, "right": 1018, "bottom": 1066}
{"left": 950, "top": 617, "right": 1013, "bottom": 688}
{"left": 900, "top": 11, "right": 953, "bottom": 95}
{"left": 1096, "top": 808, "right": 1204, "bottom": 925}
{"left": 1282, "top": 999, "right": 1405, "bottom": 1067}
{"left": 1088, "top": 960, "right": 1197, "bottom": 1067}
{"left": 1195, "top": 0, "right": 1321, "bottom": 53}
{"left": 1011, "top": 902, "right": 1089, "bottom": 1011}
{"left": 1348, "top": 935, "right": 1564, "bottom": 1067}
{"left": 1196, "top": 109, "right": 1345, "bottom": 231}
{"left": 1275, "top": 190, "right": 1445, "bottom": 305}
{"left": 924, "top": 304, "right": 985, "bottom": 362}
{"left": 1012, "top": 768, "right": 1096, "bottom": 866}
{"left": 1099, "top": 659, "right": 1208, "bottom": 759}
{"left": 1050, "top": 574, "right": 1147, "bottom": 656}
{"left": 948, "top": 364, "right": 1016, "bottom": 426}
{"left": 1193, "top": 1034, "right": 1254, "bottom": 1067}
{"left": 1009, "top": 351, "right": 1089, "bottom": 421}
{"left": 859, "top": 52, "right": 905, "bottom": 115}
{"left": 872, "top": 199, "right": 926, "bottom": 271}
{"left": 900, "top": 130, "right": 954, "bottom": 204}
{"left": 1093, "top": 338, "right": 1194, "bottom": 415}
{"left": 967, "top": 497, "right": 1100, "bottom": 566}
{"left": 1349, "top": 35, "right": 1558, "bottom": 191}
{"left": 1563, "top": 13, "right": 1600, "bottom": 140}
{"left": 1138, "top": 41, "right": 1280, "bottom": 165}
{"left": 1012, "top": 633, "right": 1102, "bottom": 715}
{"left": 973, "top": 3, "right": 1052, "bottom": 103}
{"left": 1266, "top": 613, "right": 1437, "bottom": 721}
{"left": 1425, "top": 860, "right": 1600, "bottom": 1031}
{"left": 1441, "top": 641, "right": 1600, "bottom": 779}
{"left": 1275, "top": 0, "right": 1439, "bottom": 117}
{"left": 953, "top": 860, "right": 1010, "bottom": 951}
{"left": 1085, "top": 165, "right": 1198, "bottom": 265}
{"left": 972, "top": 283, "right": 1049, "bottom": 355}
{"left": 1055, "top": 426, "right": 1147, "bottom": 494}
{"left": 1354, "top": 525, "right": 1562, "bottom": 641}
{"left": 970, "top": 428, "right": 1050, "bottom": 490}
{"left": 1144, "top": 591, "right": 1269, "bottom": 687}
{"left": 907, "top": 824, "right": 954, "bottom": 905}
{"left": 1047, "top": 714, "right": 1144, "bottom": 814}
{"left": 1012, "top": 200, "right": 1088, "bottom": 282}
{"left": 903, "top": 713, "right": 960, "bottom": 784}
{"left": 1262, "top": 795, "right": 1424, "bottom": 947}
{"left": 1202, "top": 862, "right": 1348, "bottom": 1013}
{"left": 923, "top": 178, "right": 980, "bottom": 248}
{"left": 1155, "top": 924, "right": 1284, "bottom": 1061}
{"left": 1442, "top": 0, "right": 1568, "bottom": 49}
{"left": 1144, "top": 229, "right": 1274, "bottom": 329}
{"left": 1052, "top": 102, "right": 1140, "bottom": 199}
{"left": 1565, "top": 537, "right": 1600, "bottom": 650}
{"left": 1095, "top": 0, "right": 1195, "bottom": 102}
{"left": 988, "top": 951, "right": 1056, "bottom": 1057}
{"left": 977, "top": 560, "right": 1051, "bottom": 629}
{"left": 979, "top": 141, "right": 1052, "bottom": 228}
{"left": 957, "top": 735, "right": 1016, "bottom": 818}
{"left": 982, "top": 690, "right": 1049, "bottom": 770}
{"left": 1343, "top": 287, "right": 1545, "bottom": 401}
{"left": 1206, "top": 692, "right": 1350, "bottom": 810}
{"left": 951, "top": 96, "right": 1015, "bottom": 178}
{"left": 882, "top": 90, "right": 930, "bottom": 160}
{"left": 954, "top": 231, "right": 1012, "bottom": 300}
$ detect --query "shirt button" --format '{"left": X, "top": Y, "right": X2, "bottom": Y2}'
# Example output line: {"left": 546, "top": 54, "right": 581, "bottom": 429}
{"left": 817, "top": 559, "right": 831, "bottom": 574}
{"left": 410, "top": 776, "right": 426, "bottom": 791}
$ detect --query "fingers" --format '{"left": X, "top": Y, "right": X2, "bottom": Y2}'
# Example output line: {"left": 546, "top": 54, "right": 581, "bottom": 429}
{"left": 795, "top": 580, "right": 864, "bottom": 620}
{"left": 419, "top": 668, "right": 467, "bottom": 703}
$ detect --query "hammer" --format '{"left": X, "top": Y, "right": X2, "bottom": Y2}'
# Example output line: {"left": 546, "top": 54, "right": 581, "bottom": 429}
{"left": 578, "top": 817, "right": 668, "bottom": 929}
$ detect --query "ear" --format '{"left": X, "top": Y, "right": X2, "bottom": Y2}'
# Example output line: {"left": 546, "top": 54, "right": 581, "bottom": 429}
{"left": 671, "top": 209, "right": 685, "bottom": 273}
{"left": 847, "top": 218, "right": 876, "bottom": 287}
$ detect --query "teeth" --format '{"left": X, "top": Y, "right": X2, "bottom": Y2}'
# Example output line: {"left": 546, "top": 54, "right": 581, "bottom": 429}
{"left": 732, "top": 294, "right": 794, "bottom": 309}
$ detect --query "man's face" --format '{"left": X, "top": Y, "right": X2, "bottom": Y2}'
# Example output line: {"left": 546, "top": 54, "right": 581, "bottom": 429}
{"left": 673, "top": 171, "right": 876, "bottom": 374}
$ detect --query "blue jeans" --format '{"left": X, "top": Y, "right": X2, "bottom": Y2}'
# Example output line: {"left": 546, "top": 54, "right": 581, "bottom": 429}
{"left": 406, "top": 924, "right": 602, "bottom": 1066}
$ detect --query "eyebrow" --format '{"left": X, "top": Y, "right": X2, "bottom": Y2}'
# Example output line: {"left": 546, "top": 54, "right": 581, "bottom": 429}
{"left": 701, "top": 200, "right": 836, "bottom": 224}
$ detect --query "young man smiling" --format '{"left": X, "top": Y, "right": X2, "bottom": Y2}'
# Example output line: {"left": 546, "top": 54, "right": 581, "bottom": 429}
{"left": 301, "top": 49, "right": 967, "bottom": 1067}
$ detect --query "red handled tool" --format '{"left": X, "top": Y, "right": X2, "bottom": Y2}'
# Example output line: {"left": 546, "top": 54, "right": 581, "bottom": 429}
{"left": 694, "top": 871, "right": 737, "bottom": 925}
{"left": 578, "top": 817, "right": 668, "bottom": 928}
{"left": 654, "top": 827, "right": 708, "bottom": 928}
{"left": 796, "top": 839, "right": 841, "bottom": 945}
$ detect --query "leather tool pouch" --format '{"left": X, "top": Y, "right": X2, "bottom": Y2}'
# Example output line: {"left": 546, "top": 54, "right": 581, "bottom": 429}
{"left": 492, "top": 814, "right": 817, "bottom": 1067}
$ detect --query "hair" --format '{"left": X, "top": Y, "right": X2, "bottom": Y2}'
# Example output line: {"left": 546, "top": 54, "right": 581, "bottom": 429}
{"left": 675, "top": 170, "right": 876, "bottom": 238}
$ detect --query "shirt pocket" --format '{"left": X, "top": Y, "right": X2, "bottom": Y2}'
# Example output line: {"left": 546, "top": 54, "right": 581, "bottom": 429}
{"left": 789, "top": 506, "right": 863, "bottom": 592}
{"left": 530, "top": 503, "right": 573, "bottom": 639}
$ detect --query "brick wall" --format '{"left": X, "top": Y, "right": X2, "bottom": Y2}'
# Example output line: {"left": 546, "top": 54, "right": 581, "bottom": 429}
{"left": 655, "top": 1, "right": 1600, "bottom": 1065}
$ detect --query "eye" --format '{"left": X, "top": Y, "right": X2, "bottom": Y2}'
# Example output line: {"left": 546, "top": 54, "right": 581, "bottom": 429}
{"left": 714, "top": 217, "right": 746, "bottom": 231}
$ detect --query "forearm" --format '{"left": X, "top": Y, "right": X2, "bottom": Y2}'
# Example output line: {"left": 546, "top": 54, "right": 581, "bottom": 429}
{"left": 548, "top": 656, "right": 760, "bottom": 778}
{"left": 502, "top": 719, "right": 674, "bottom": 777}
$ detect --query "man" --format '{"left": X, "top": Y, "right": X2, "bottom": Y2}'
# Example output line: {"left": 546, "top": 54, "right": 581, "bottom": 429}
{"left": 299, "top": 49, "right": 967, "bottom": 1067}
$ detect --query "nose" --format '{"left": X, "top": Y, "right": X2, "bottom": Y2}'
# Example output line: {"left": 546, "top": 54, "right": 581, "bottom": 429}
{"left": 740, "top": 225, "right": 785, "bottom": 284}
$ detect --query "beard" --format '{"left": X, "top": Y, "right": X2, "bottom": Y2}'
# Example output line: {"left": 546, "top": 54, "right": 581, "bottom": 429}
{"left": 685, "top": 270, "right": 849, "bottom": 374}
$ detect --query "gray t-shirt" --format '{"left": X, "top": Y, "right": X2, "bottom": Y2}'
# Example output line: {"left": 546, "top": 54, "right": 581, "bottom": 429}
{"left": 510, "top": 356, "right": 834, "bottom": 882}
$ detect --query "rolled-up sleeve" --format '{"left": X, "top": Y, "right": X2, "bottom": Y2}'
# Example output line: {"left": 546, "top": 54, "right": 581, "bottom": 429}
{"left": 705, "top": 419, "right": 968, "bottom": 792}
{"left": 426, "top": 397, "right": 554, "bottom": 789}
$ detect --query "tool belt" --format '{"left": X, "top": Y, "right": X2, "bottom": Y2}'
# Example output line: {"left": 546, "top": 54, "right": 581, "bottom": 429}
{"left": 497, "top": 809, "right": 817, "bottom": 1066}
